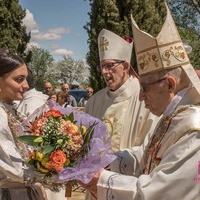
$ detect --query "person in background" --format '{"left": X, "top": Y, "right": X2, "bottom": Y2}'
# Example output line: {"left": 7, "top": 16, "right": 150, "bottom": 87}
{"left": 82, "top": 3, "right": 200, "bottom": 199}
{"left": 17, "top": 68, "right": 49, "bottom": 118}
{"left": 61, "top": 83, "right": 70, "bottom": 93}
{"left": 43, "top": 81, "right": 54, "bottom": 96}
{"left": 0, "top": 48, "right": 47, "bottom": 200}
{"left": 84, "top": 29, "right": 159, "bottom": 200}
{"left": 49, "top": 91, "right": 58, "bottom": 102}
{"left": 59, "top": 83, "right": 77, "bottom": 107}
{"left": 79, "top": 87, "right": 94, "bottom": 107}
{"left": 57, "top": 91, "right": 67, "bottom": 107}
{"left": 85, "top": 29, "right": 159, "bottom": 151}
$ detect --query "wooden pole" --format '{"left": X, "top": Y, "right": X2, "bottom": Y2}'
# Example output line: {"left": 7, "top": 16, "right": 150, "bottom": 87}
{"left": 65, "top": 181, "right": 72, "bottom": 197}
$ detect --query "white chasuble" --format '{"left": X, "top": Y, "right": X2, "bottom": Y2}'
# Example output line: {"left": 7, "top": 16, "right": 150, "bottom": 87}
{"left": 97, "top": 103, "right": 200, "bottom": 200}
{"left": 85, "top": 76, "right": 159, "bottom": 151}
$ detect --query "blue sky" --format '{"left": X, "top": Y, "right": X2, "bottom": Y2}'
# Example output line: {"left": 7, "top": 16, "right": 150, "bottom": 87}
{"left": 19, "top": 0, "right": 91, "bottom": 61}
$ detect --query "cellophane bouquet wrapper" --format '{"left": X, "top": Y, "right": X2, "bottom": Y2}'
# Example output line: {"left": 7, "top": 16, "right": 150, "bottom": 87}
{"left": 20, "top": 100, "right": 116, "bottom": 185}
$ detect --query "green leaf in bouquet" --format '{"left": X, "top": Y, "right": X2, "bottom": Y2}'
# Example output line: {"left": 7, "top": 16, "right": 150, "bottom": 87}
{"left": 68, "top": 112, "right": 74, "bottom": 122}
{"left": 42, "top": 145, "right": 55, "bottom": 155}
{"left": 83, "top": 122, "right": 98, "bottom": 144}
{"left": 17, "top": 135, "right": 41, "bottom": 146}
{"left": 78, "top": 122, "right": 98, "bottom": 160}
{"left": 63, "top": 112, "right": 78, "bottom": 124}
{"left": 27, "top": 158, "right": 36, "bottom": 165}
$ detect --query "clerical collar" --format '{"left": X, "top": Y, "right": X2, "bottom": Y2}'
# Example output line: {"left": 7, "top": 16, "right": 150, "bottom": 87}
{"left": 107, "top": 76, "right": 136, "bottom": 102}
{"left": 163, "top": 87, "right": 190, "bottom": 117}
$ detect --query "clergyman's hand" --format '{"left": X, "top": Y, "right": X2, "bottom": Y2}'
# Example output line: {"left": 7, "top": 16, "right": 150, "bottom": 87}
{"left": 80, "top": 168, "right": 104, "bottom": 198}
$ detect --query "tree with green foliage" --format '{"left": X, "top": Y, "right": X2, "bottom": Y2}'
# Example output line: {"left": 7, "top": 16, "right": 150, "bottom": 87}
{"left": 168, "top": 0, "right": 200, "bottom": 69}
{"left": 84, "top": 0, "right": 121, "bottom": 91}
{"left": 85, "top": 0, "right": 165, "bottom": 90}
{"left": 85, "top": 0, "right": 200, "bottom": 90}
{"left": 0, "top": 0, "right": 30, "bottom": 56}
{"left": 28, "top": 47, "right": 54, "bottom": 90}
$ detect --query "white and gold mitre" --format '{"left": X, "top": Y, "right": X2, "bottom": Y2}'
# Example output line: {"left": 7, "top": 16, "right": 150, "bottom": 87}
{"left": 131, "top": 2, "right": 190, "bottom": 75}
{"left": 98, "top": 29, "right": 133, "bottom": 62}
{"left": 131, "top": 2, "right": 200, "bottom": 97}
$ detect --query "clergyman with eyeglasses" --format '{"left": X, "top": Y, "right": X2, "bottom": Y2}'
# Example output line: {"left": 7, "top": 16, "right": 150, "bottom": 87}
{"left": 84, "top": 28, "right": 161, "bottom": 199}
{"left": 85, "top": 29, "right": 159, "bottom": 152}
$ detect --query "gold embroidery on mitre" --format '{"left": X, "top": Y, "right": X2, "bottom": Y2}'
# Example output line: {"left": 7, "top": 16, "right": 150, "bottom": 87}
{"left": 162, "top": 45, "right": 186, "bottom": 66}
{"left": 99, "top": 36, "right": 109, "bottom": 52}
{"left": 138, "top": 52, "right": 159, "bottom": 72}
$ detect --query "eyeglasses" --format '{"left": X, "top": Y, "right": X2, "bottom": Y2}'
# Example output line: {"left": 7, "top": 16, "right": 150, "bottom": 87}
{"left": 140, "top": 77, "right": 167, "bottom": 92}
{"left": 98, "top": 61, "right": 124, "bottom": 72}
{"left": 87, "top": 91, "right": 93, "bottom": 94}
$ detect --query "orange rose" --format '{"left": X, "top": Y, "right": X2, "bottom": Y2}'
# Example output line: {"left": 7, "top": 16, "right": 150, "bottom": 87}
{"left": 44, "top": 110, "right": 63, "bottom": 118}
{"left": 46, "top": 156, "right": 71, "bottom": 172}
{"left": 46, "top": 161, "right": 64, "bottom": 172}
{"left": 45, "top": 150, "right": 67, "bottom": 172}
{"left": 49, "top": 149, "right": 67, "bottom": 165}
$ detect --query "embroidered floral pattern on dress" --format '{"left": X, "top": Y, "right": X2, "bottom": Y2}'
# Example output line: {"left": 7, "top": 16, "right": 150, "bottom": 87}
{"left": 1, "top": 104, "right": 27, "bottom": 159}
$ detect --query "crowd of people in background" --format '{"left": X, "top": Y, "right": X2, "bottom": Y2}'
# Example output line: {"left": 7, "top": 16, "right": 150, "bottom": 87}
{"left": 43, "top": 81, "right": 94, "bottom": 109}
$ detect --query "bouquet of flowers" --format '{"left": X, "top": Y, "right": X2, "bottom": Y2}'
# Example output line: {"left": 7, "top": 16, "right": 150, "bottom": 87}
{"left": 18, "top": 109, "right": 95, "bottom": 175}
{"left": 18, "top": 100, "right": 116, "bottom": 186}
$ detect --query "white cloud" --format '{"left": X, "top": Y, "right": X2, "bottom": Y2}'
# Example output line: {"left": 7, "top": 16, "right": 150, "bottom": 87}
{"left": 24, "top": 42, "right": 41, "bottom": 53}
{"left": 23, "top": 9, "right": 70, "bottom": 41}
{"left": 52, "top": 49, "right": 73, "bottom": 56}
{"left": 26, "top": 42, "right": 41, "bottom": 49}
{"left": 48, "top": 27, "right": 70, "bottom": 35}
{"left": 31, "top": 27, "right": 70, "bottom": 41}
{"left": 31, "top": 29, "right": 40, "bottom": 34}
{"left": 22, "top": 9, "right": 74, "bottom": 58}
{"left": 22, "top": 9, "right": 37, "bottom": 31}
{"left": 31, "top": 32, "right": 62, "bottom": 40}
